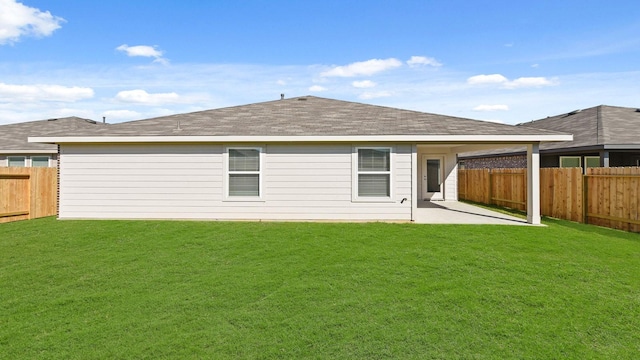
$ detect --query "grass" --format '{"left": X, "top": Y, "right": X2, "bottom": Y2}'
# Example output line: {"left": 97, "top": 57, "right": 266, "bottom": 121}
{"left": 1, "top": 217, "right": 639, "bottom": 359}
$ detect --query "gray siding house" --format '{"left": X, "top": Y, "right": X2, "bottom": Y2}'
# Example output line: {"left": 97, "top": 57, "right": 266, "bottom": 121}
{"left": 31, "top": 96, "right": 571, "bottom": 224}
{"left": 460, "top": 105, "right": 640, "bottom": 169}
{"left": 0, "top": 117, "right": 104, "bottom": 167}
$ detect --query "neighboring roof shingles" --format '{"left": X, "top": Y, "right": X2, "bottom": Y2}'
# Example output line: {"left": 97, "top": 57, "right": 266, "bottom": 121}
{"left": 461, "top": 105, "right": 640, "bottom": 158}
{"left": 40, "top": 96, "right": 565, "bottom": 137}
{"left": 0, "top": 117, "right": 103, "bottom": 152}
{"left": 519, "top": 105, "right": 640, "bottom": 150}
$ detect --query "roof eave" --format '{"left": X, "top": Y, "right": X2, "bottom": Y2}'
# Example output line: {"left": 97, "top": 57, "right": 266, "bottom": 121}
{"left": 29, "top": 134, "right": 573, "bottom": 144}
{"left": 0, "top": 149, "right": 57, "bottom": 154}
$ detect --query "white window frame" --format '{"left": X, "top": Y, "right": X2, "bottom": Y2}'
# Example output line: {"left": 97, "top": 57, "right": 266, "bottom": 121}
{"left": 352, "top": 146, "right": 394, "bottom": 202}
{"left": 7, "top": 156, "right": 26, "bottom": 167}
{"left": 223, "top": 146, "right": 264, "bottom": 201}
{"left": 559, "top": 156, "right": 581, "bottom": 168}
{"left": 584, "top": 156, "right": 600, "bottom": 168}
{"left": 31, "top": 156, "right": 51, "bottom": 167}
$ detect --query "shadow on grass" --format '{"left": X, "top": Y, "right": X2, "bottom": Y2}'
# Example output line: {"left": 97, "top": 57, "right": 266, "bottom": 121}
{"left": 461, "top": 200, "right": 640, "bottom": 241}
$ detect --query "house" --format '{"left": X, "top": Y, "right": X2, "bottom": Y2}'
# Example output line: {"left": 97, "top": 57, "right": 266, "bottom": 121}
{"left": 0, "top": 117, "right": 104, "bottom": 167}
{"left": 30, "top": 96, "right": 571, "bottom": 224}
{"left": 459, "top": 105, "right": 640, "bottom": 169}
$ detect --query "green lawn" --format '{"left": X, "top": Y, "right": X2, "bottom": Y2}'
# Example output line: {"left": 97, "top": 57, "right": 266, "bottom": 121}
{"left": 1, "top": 217, "right": 639, "bottom": 359}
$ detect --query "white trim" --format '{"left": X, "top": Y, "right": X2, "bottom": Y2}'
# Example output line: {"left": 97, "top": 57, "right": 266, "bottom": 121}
{"left": 352, "top": 146, "right": 394, "bottom": 203}
{"left": 410, "top": 145, "right": 418, "bottom": 221}
{"left": 2, "top": 150, "right": 56, "bottom": 154}
{"left": 223, "top": 146, "right": 265, "bottom": 202}
{"left": 559, "top": 156, "right": 581, "bottom": 168}
{"left": 421, "top": 154, "right": 445, "bottom": 200}
{"left": 7, "top": 156, "right": 26, "bottom": 167}
{"left": 527, "top": 143, "right": 541, "bottom": 225}
{"left": 584, "top": 156, "right": 600, "bottom": 168}
{"left": 31, "top": 155, "right": 51, "bottom": 167}
{"left": 29, "top": 134, "right": 573, "bottom": 144}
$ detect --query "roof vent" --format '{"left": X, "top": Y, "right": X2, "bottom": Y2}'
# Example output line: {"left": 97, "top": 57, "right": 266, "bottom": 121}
{"left": 635, "top": 109, "right": 640, "bottom": 112}
{"left": 298, "top": 97, "right": 307, "bottom": 101}
{"left": 280, "top": 93, "right": 284, "bottom": 100}
{"left": 47, "top": 118, "right": 59, "bottom": 121}
{"left": 567, "top": 109, "right": 581, "bottom": 115}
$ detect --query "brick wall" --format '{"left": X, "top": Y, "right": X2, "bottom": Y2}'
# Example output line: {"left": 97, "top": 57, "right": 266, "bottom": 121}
{"left": 461, "top": 155, "right": 527, "bottom": 169}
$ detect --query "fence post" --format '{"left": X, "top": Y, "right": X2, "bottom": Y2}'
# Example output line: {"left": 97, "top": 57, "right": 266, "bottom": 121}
{"left": 582, "top": 169, "right": 588, "bottom": 224}
{"left": 488, "top": 169, "right": 493, "bottom": 205}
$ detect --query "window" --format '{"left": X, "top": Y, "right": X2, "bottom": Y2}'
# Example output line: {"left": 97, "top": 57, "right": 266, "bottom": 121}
{"left": 8, "top": 156, "right": 26, "bottom": 167}
{"left": 31, "top": 156, "right": 50, "bottom": 167}
{"left": 584, "top": 156, "right": 600, "bottom": 168}
{"left": 227, "top": 147, "right": 261, "bottom": 198}
{"left": 355, "top": 147, "right": 391, "bottom": 199}
{"left": 559, "top": 156, "right": 581, "bottom": 168}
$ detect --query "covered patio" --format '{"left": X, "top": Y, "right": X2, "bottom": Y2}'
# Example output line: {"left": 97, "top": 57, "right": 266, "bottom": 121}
{"left": 414, "top": 200, "right": 531, "bottom": 225}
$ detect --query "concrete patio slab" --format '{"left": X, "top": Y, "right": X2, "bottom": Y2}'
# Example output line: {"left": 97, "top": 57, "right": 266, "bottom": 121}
{"left": 414, "top": 201, "right": 534, "bottom": 225}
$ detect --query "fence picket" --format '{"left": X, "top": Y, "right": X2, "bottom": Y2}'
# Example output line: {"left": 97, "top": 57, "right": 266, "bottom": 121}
{"left": 0, "top": 167, "right": 57, "bottom": 224}
{"left": 459, "top": 167, "right": 640, "bottom": 233}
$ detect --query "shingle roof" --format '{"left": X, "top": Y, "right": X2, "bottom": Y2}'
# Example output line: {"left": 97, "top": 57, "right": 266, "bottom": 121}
{"left": 0, "top": 117, "right": 104, "bottom": 152}
{"left": 460, "top": 105, "right": 640, "bottom": 158}
{"left": 42, "top": 96, "right": 564, "bottom": 138}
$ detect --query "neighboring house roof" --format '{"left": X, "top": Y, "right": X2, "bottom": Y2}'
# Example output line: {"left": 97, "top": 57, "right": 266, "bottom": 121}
{"left": 1, "top": 117, "right": 104, "bottom": 154}
{"left": 461, "top": 105, "right": 640, "bottom": 158}
{"left": 30, "top": 96, "right": 570, "bottom": 144}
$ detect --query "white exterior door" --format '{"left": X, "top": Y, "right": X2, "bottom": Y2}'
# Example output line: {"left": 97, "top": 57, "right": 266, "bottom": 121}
{"left": 421, "top": 155, "right": 444, "bottom": 200}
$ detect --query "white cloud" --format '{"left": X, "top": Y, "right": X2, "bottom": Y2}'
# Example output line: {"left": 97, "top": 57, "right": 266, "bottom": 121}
{"left": 406, "top": 56, "right": 442, "bottom": 67}
{"left": 116, "top": 44, "right": 168, "bottom": 64}
{"left": 320, "top": 58, "right": 402, "bottom": 77}
{"left": 467, "top": 74, "right": 509, "bottom": 85}
{"left": 359, "top": 91, "right": 393, "bottom": 99}
{"left": 352, "top": 80, "right": 377, "bottom": 88}
{"left": 0, "top": 0, "right": 64, "bottom": 45}
{"left": 308, "top": 85, "right": 327, "bottom": 92}
{"left": 504, "top": 77, "right": 557, "bottom": 89}
{"left": 467, "top": 74, "right": 558, "bottom": 89}
{"left": 0, "top": 82, "right": 94, "bottom": 101}
{"left": 473, "top": 104, "right": 509, "bottom": 112}
{"left": 115, "top": 89, "right": 180, "bottom": 105}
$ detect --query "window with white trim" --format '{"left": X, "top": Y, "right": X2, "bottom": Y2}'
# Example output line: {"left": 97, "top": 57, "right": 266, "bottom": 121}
{"left": 559, "top": 156, "right": 581, "bottom": 168}
{"left": 356, "top": 147, "right": 391, "bottom": 198}
{"left": 584, "top": 156, "right": 600, "bottom": 168}
{"left": 227, "top": 147, "right": 261, "bottom": 197}
{"left": 31, "top": 156, "right": 50, "bottom": 167}
{"left": 8, "top": 156, "right": 26, "bottom": 167}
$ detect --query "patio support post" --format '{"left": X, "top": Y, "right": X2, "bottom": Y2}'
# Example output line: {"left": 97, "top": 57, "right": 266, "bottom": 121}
{"left": 526, "top": 143, "right": 541, "bottom": 225}
{"left": 411, "top": 144, "right": 418, "bottom": 221}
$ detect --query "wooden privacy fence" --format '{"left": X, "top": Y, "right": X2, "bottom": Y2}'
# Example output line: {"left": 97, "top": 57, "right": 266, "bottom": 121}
{"left": 0, "top": 167, "right": 57, "bottom": 224}
{"left": 459, "top": 167, "right": 640, "bottom": 232}
{"left": 458, "top": 168, "right": 527, "bottom": 211}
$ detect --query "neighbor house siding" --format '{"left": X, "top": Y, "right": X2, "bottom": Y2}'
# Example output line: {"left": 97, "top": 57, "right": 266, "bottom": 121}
{"left": 58, "top": 143, "right": 412, "bottom": 221}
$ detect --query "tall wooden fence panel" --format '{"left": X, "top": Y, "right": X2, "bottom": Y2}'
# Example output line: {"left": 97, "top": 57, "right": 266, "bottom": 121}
{"left": 0, "top": 167, "right": 57, "bottom": 224}
{"left": 458, "top": 169, "right": 490, "bottom": 203}
{"left": 490, "top": 169, "right": 526, "bottom": 211}
{"left": 585, "top": 167, "right": 640, "bottom": 232}
{"left": 540, "top": 167, "right": 583, "bottom": 223}
{"left": 459, "top": 167, "right": 640, "bottom": 233}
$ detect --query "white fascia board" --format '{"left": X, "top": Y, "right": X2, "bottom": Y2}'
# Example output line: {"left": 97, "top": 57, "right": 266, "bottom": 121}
{"left": 29, "top": 134, "right": 573, "bottom": 144}
{"left": 2, "top": 149, "right": 57, "bottom": 154}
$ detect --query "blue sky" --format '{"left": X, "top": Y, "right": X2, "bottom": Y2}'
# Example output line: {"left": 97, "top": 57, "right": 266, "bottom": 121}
{"left": 1, "top": 0, "right": 639, "bottom": 125}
